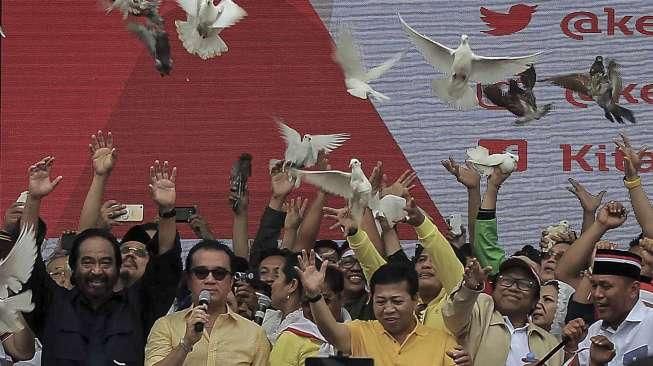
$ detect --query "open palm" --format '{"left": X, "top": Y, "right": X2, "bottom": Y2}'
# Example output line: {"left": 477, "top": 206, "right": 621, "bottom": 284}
{"left": 89, "top": 130, "right": 117, "bottom": 176}
{"left": 296, "top": 250, "right": 327, "bottom": 297}
{"left": 149, "top": 160, "right": 176, "bottom": 209}
{"left": 28, "top": 156, "right": 63, "bottom": 199}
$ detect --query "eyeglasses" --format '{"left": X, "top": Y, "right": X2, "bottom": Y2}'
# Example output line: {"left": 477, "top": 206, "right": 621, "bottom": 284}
{"left": 48, "top": 270, "right": 68, "bottom": 278}
{"left": 120, "top": 246, "right": 148, "bottom": 258}
{"left": 496, "top": 275, "right": 536, "bottom": 291}
{"left": 339, "top": 257, "right": 359, "bottom": 269}
{"left": 191, "top": 266, "right": 231, "bottom": 281}
{"left": 542, "top": 250, "right": 564, "bottom": 261}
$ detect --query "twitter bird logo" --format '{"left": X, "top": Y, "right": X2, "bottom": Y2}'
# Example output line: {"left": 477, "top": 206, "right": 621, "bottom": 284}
{"left": 480, "top": 4, "right": 537, "bottom": 36}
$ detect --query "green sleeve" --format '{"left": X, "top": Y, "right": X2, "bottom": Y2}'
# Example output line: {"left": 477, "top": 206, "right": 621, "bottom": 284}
{"left": 473, "top": 211, "right": 505, "bottom": 276}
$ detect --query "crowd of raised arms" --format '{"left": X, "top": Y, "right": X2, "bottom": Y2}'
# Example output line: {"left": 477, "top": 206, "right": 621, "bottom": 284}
{"left": 1, "top": 130, "right": 652, "bottom": 366}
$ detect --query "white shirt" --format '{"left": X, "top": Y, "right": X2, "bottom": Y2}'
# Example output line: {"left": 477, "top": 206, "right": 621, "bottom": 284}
{"left": 503, "top": 317, "right": 531, "bottom": 366}
{"left": 577, "top": 300, "right": 653, "bottom": 365}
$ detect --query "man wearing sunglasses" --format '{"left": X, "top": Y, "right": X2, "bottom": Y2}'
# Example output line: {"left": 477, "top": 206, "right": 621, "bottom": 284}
{"left": 145, "top": 240, "right": 269, "bottom": 366}
{"left": 443, "top": 257, "right": 563, "bottom": 366}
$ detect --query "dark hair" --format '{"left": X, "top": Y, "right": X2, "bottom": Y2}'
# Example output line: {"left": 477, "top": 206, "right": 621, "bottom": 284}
{"left": 121, "top": 224, "right": 157, "bottom": 257}
{"left": 232, "top": 256, "right": 250, "bottom": 274}
{"left": 68, "top": 228, "right": 122, "bottom": 273}
{"left": 184, "top": 240, "right": 234, "bottom": 273}
{"left": 513, "top": 245, "right": 542, "bottom": 264}
{"left": 315, "top": 240, "right": 340, "bottom": 253}
{"left": 413, "top": 244, "right": 425, "bottom": 263}
{"left": 370, "top": 263, "right": 419, "bottom": 298}
{"left": 324, "top": 266, "right": 345, "bottom": 294}
{"left": 258, "top": 247, "right": 287, "bottom": 264}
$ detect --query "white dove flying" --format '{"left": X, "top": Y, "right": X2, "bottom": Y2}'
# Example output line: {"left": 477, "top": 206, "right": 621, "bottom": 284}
{"left": 0, "top": 225, "right": 37, "bottom": 334}
{"left": 175, "top": 0, "right": 247, "bottom": 60}
{"left": 292, "top": 159, "right": 378, "bottom": 222}
{"left": 466, "top": 146, "right": 518, "bottom": 176}
{"left": 373, "top": 194, "right": 408, "bottom": 233}
{"left": 272, "top": 118, "right": 350, "bottom": 170}
{"left": 333, "top": 26, "right": 405, "bottom": 101}
{"left": 398, "top": 13, "right": 542, "bottom": 110}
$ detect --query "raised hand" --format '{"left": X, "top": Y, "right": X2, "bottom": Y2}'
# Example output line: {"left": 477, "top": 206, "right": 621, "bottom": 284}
{"left": 28, "top": 156, "right": 63, "bottom": 200}
{"left": 614, "top": 132, "right": 648, "bottom": 179}
{"left": 283, "top": 197, "right": 309, "bottom": 230}
{"left": 3, "top": 202, "right": 24, "bottom": 234}
{"left": 595, "top": 201, "right": 628, "bottom": 230}
{"left": 270, "top": 162, "right": 295, "bottom": 201}
{"left": 229, "top": 190, "right": 249, "bottom": 216}
{"left": 487, "top": 166, "right": 511, "bottom": 189}
{"left": 323, "top": 206, "right": 357, "bottom": 237}
{"left": 381, "top": 169, "right": 417, "bottom": 198}
{"left": 368, "top": 161, "right": 383, "bottom": 194}
{"left": 97, "top": 200, "right": 127, "bottom": 229}
{"left": 403, "top": 196, "right": 425, "bottom": 227}
{"left": 295, "top": 249, "right": 328, "bottom": 298}
{"left": 149, "top": 160, "right": 176, "bottom": 211}
{"left": 462, "top": 258, "right": 491, "bottom": 291}
{"left": 563, "top": 318, "right": 588, "bottom": 351}
{"left": 589, "top": 335, "right": 616, "bottom": 364}
{"left": 89, "top": 130, "right": 117, "bottom": 176}
{"left": 567, "top": 178, "right": 606, "bottom": 214}
{"left": 316, "top": 150, "right": 331, "bottom": 171}
{"left": 442, "top": 157, "right": 480, "bottom": 190}
{"left": 189, "top": 211, "right": 216, "bottom": 240}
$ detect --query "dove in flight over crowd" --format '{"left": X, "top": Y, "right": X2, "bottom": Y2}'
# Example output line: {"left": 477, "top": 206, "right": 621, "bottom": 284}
{"left": 466, "top": 146, "right": 518, "bottom": 176}
{"left": 128, "top": 11, "right": 173, "bottom": 76}
{"left": 399, "top": 13, "right": 542, "bottom": 110}
{"left": 175, "top": 0, "right": 247, "bottom": 60}
{"left": 544, "top": 56, "right": 635, "bottom": 124}
{"left": 483, "top": 65, "right": 552, "bottom": 124}
{"left": 271, "top": 118, "right": 350, "bottom": 172}
{"left": 333, "top": 26, "right": 405, "bottom": 101}
{"left": 480, "top": 4, "right": 537, "bottom": 36}
{"left": 104, "top": 0, "right": 159, "bottom": 19}
{"left": 0, "top": 225, "right": 37, "bottom": 335}
{"left": 291, "top": 159, "right": 379, "bottom": 223}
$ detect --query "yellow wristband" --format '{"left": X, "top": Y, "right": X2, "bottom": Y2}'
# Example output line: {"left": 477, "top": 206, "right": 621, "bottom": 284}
{"left": 624, "top": 176, "right": 642, "bottom": 190}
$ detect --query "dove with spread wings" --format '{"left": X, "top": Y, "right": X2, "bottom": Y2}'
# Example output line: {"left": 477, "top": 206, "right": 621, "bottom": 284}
{"left": 466, "top": 146, "right": 518, "bottom": 176}
{"left": 291, "top": 159, "right": 379, "bottom": 223}
{"left": 271, "top": 118, "right": 350, "bottom": 172}
{"left": 0, "top": 225, "right": 37, "bottom": 335}
{"left": 333, "top": 26, "right": 405, "bottom": 101}
{"left": 399, "top": 13, "right": 543, "bottom": 110}
{"left": 175, "top": 0, "right": 247, "bottom": 60}
{"left": 543, "top": 56, "right": 635, "bottom": 124}
{"left": 484, "top": 65, "right": 552, "bottom": 124}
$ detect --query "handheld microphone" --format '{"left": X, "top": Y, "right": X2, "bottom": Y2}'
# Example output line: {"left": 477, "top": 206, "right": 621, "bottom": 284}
{"left": 194, "top": 290, "right": 211, "bottom": 333}
{"left": 535, "top": 336, "right": 569, "bottom": 366}
{"left": 254, "top": 292, "right": 272, "bottom": 325}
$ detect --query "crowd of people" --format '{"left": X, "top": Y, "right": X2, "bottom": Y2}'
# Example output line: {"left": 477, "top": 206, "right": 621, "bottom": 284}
{"left": 0, "top": 129, "right": 652, "bottom": 366}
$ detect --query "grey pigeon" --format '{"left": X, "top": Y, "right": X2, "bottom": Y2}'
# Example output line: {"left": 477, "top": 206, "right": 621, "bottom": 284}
{"left": 128, "top": 12, "right": 173, "bottom": 76}
{"left": 483, "top": 65, "right": 552, "bottom": 124}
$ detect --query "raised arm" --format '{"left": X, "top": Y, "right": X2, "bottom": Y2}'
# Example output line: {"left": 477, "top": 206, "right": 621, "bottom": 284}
{"left": 442, "top": 157, "right": 481, "bottom": 246}
{"left": 280, "top": 197, "right": 308, "bottom": 250}
{"left": 250, "top": 163, "right": 293, "bottom": 265}
{"left": 405, "top": 196, "right": 464, "bottom": 293}
{"left": 324, "top": 206, "right": 386, "bottom": 281}
{"left": 79, "top": 131, "right": 118, "bottom": 231}
{"left": 294, "top": 151, "right": 330, "bottom": 251}
{"left": 2, "top": 316, "right": 36, "bottom": 361}
{"left": 566, "top": 178, "right": 605, "bottom": 234}
{"left": 230, "top": 186, "right": 249, "bottom": 258}
{"left": 442, "top": 258, "right": 490, "bottom": 337}
{"left": 149, "top": 160, "right": 177, "bottom": 255}
{"left": 474, "top": 167, "right": 511, "bottom": 275}
{"left": 615, "top": 132, "right": 653, "bottom": 237}
{"left": 296, "top": 250, "right": 351, "bottom": 354}
{"left": 556, "top": 201, "right": 628, "bottom": 288}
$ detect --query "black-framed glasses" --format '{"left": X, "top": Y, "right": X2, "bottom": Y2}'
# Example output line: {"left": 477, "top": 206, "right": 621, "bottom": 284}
{"left": 191, "top": 266, "right": 231, "bottom": 281}
{"left": 496, "top": 275, "right": 536, "bottom": 291}
{"left": 120, "top": 246, "right": 148, "bottom": 258}
{"left": 339, "top": 257, "right": 359, "bottom": 269}
{"left": 542, "top": 250, "right": 564, "bottom": 261}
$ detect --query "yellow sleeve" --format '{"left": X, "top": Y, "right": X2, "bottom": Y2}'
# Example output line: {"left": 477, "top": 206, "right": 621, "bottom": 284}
{"left": 441, "top": 334, "right": 459, "bottom": 366}
{"left": 252, "top": 326, "right": 272, "bottom": 366}
{"left": 269, "top": 332, "right": 303, "bottom": 366}
{"left": 144, "top": 317, "right": 174, "bottom": 366}
{"left": 415, "top": 218, "right": 464, "bottom": 294}
{"left": 347, "top": 229, "right": 386, "bottom": 282}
